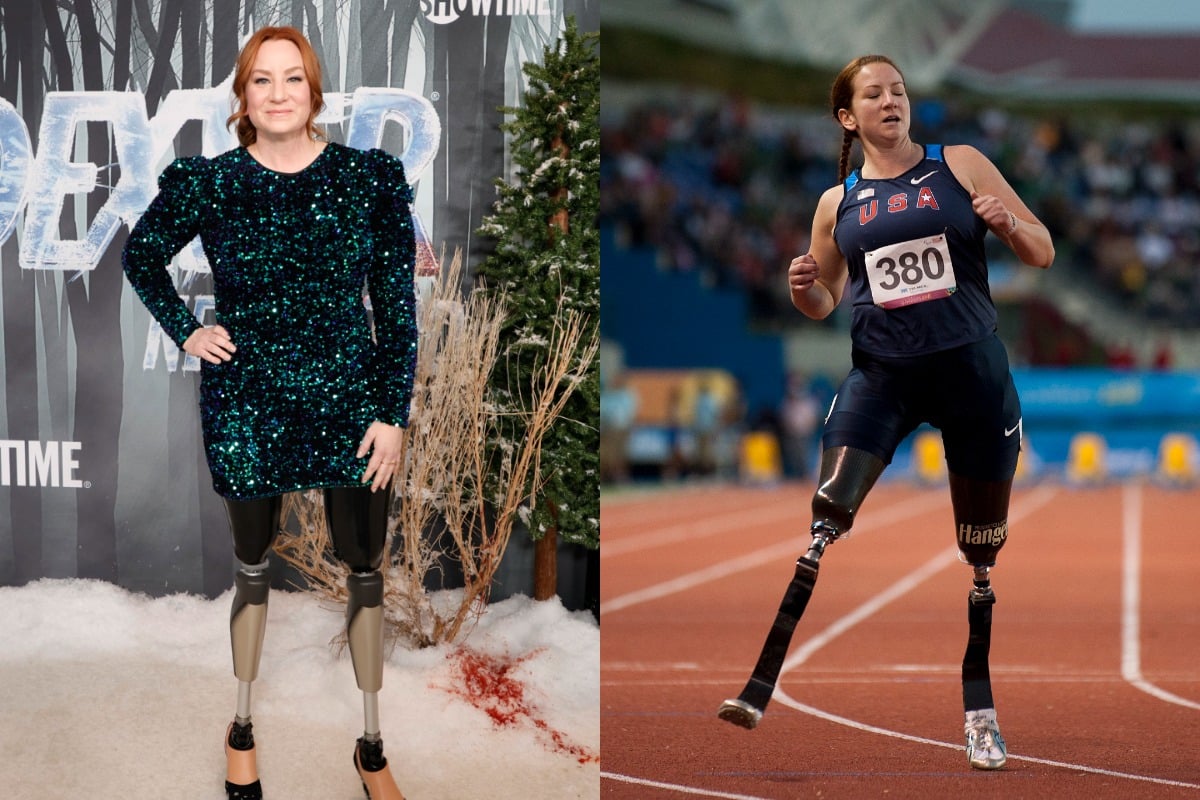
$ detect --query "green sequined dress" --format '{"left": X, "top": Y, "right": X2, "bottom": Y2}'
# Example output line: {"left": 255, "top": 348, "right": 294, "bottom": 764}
{"left": 122, "top": 143, "right": 418, "bottom": 500}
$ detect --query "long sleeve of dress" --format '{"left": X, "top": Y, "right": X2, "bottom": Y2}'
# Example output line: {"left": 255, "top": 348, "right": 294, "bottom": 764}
{"left": 366, "top": 149, "right": 419, "bottom": 428}
{"left": 121, "top": 157, "right": 209, "bottom": 348}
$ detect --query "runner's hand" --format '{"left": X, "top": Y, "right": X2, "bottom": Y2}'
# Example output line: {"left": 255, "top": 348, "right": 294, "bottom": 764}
{"left": 788, "top": 253, "right": 821, "bottom": 294}
{"left": 970, "top": 190, "right": 1014, "bottom": 235}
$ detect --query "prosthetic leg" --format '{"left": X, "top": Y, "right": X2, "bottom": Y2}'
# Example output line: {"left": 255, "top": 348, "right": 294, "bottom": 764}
{"left": 719, "top": 447, "right": 885, "bottom": 728}
{"left": 327, "top": 486, "right": 405, "bottom": 800}
{"left": 223, "top": 495, "right": 282, "bottom": 800}
{"left": 347, "top": 572, "right": 403, "bottom": 800}
{"left": 950, "top": 473, "right": 1012, "bottom": 770}
{"left": 226, "top": 564, "right": 270, "bottom": 800}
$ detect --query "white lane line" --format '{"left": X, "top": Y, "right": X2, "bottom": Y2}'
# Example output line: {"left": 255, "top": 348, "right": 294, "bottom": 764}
{"left": 600, "top": 491, "right": 947, "bottom": 617}
{"left": 601, "top": 771, "right": 770, "bottom": 800}
{"left": 1121, "top": 482, "right": 1200, "bottom": 710}
{"left": 603, "top": 488, "right": 946, "bottom": 559}
{"left": 601, "top": 487, "right": 744, "bottom": 531}
{"left": 602, "top": 503, "right": 801, "bottom": 559}
{"left": 601, "top": 539, "right": 801, "bottom": 617}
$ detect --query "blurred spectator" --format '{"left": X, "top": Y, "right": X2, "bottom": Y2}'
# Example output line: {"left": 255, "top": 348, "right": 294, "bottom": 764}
{"left": 691, "top": 379, "right": 723, "bottom": 477}
{"left": 778, "top": 372, "right": 822, "bottom": 479}
{"left": 600, "top": 372, "right": 638, "bottom": 485}
{"left": 662, "top": 384, "right": 687, "bottom": 481}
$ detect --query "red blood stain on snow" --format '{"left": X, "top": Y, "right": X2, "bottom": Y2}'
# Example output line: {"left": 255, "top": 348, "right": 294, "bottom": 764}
{"left": 440, "top": 648, "right": 598, "bottom": 764}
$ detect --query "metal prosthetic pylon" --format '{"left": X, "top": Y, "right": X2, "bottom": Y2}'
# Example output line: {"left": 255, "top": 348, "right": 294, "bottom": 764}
{"left": 346, "top": 571, "right": 406, "bottom": 800}
{"left": 225, "top": 565, "right": 270, "bottom": 799}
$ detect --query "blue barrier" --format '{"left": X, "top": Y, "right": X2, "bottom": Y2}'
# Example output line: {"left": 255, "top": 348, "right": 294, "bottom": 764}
{"left": 1014, "top": 368, "right": 1200, "bottom": 422}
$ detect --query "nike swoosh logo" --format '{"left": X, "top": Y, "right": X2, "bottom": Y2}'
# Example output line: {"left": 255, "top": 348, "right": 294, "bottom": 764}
{"left": 910, "top": 170, "right": 937, "bottom": 184}
{"left": 1004, "top": 421, "right": 1021, "bottom": 437}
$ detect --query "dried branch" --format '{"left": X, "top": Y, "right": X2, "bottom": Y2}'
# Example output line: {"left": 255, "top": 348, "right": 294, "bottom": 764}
{"left": 272, "top": 249, "right": 597, "bottom": 648}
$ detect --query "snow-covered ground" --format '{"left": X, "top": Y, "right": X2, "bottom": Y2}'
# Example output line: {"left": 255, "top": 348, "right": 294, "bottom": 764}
{"left": 0, "top": 579, "right": 599, "bottom": 799}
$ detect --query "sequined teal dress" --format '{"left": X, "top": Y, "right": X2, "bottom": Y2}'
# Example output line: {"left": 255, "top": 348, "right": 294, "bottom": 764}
{"left": 122, "top": 143, "right": 418, "bottom": 500}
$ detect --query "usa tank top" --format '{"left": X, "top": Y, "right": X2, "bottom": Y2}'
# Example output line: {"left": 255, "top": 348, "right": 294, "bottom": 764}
{"left": 833, "top": 144, "right": 996, "bottom": 357}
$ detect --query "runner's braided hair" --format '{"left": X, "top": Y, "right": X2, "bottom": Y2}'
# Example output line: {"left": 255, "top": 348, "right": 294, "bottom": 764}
{"left": 830, "top": 55, "right": 905, "bottom": 184}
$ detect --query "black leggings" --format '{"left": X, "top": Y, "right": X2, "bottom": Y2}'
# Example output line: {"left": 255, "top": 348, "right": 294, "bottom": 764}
{"left": 223, "top": 485, "right": 391, "bottom": 573}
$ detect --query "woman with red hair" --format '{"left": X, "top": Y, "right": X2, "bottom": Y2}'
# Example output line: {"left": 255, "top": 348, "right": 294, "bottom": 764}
{"left": 123, "top": 26, "right": 415, "bottom": 800}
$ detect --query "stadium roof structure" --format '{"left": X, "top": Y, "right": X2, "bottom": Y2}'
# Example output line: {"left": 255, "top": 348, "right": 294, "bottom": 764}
{"left": 604, "top": 0, "right": 1200, "bottom": 100}
{"left": 960, "top": 5, "right": 1200, "bottom": 100}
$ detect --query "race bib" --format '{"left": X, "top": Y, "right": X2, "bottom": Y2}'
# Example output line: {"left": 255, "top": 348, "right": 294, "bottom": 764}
{"left": 864, "top": 233, "right": 957, "bottom": 309}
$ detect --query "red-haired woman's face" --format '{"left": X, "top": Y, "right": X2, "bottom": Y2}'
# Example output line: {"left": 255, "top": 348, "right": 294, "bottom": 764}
{"left": 245, "top": 38, "right": 312, "bottom": 143}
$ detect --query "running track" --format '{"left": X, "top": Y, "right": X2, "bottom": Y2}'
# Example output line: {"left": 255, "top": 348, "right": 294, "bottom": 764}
{"left": 601, "top": 480, "right": 1200, "bottom": 799}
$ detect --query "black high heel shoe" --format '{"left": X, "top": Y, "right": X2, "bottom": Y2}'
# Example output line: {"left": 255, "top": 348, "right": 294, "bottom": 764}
{"left": 354, "top": 736, "right": 405, "bottom": 799}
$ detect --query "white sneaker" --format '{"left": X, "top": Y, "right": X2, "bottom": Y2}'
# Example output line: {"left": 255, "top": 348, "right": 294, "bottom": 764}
{"left": 964, "top": 708, "right": 1006, "bottom": 770}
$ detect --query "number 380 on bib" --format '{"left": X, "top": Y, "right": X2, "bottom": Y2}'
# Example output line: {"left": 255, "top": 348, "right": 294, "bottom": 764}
{"left": 864, "top": 233, "right": 958, "bottom": 309}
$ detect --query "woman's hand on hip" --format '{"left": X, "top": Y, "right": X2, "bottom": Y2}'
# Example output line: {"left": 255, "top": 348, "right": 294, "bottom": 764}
{"left": 358, "top": 421, "right": 405, "bottom": 493}
{"left": 183, "top": 325, "right": 236, "bottom": 364}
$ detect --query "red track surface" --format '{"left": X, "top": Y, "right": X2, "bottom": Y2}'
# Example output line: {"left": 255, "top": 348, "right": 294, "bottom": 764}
{"left": 601, "top": 480, "right": 1200, "bottom": 799}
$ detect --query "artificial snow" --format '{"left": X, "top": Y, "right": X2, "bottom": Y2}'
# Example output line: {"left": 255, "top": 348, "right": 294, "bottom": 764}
{"left": 0, "top": 579, "right": 598, "bottom": 799}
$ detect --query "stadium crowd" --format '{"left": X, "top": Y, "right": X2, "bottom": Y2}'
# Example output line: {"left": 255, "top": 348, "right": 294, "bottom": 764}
{"left": 600, "top": 89, "right": 1200, "bottom": 349}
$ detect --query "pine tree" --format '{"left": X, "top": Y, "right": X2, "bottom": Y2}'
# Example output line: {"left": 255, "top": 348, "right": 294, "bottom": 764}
{"left": 476, "top": 16, "right": 599, "bottom": 600}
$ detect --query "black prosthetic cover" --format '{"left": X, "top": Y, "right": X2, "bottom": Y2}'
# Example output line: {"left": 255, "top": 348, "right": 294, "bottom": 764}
{"left": 963, "top": 581, "right": 996, "bottom": 711}
{"left": 223, "top": 495, "right": 284, "bottom": 565}
{"left": 948, "top": 473, "right": 1013, "bottom": 566}
{"left": 325, "top": 485, "right": 390, "bottom": 572}
{"left": 812, "top": 446, "right": 887, "bottom": 534}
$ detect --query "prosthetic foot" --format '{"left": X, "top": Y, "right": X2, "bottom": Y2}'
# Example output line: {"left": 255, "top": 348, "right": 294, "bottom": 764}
{"left": 347, "top": 572, "right": 405, "bottom": 799}
{"left": 225, "top": 721, "right": 262, "bottom": 799}
{"left": 962, "top": 564, "right": 1006, "bottom": 769}
{"left": 227, "top": 566, "right": 270, "bottom": 797}
{"left": 355, "top": 736, "right": 405, "bottom": 800}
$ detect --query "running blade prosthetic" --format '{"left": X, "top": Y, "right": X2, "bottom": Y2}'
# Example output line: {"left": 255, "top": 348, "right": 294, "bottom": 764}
{"left": 718, "top": 554, "right": 820, "bottom": 728}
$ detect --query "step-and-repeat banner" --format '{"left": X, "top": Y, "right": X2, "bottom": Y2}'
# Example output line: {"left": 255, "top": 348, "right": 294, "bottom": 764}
{"left": 0, "top": 0, "right": 597, "bottom": 597}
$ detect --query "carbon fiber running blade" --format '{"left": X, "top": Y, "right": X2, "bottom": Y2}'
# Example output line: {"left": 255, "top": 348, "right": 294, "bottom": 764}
{"left": 718, "top": 556, "right": 819, "bottom": 727}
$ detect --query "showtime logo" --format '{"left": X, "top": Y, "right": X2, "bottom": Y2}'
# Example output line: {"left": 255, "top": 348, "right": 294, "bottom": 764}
{"left": 421, "top": 0, "right": 553, "bottom": 24}
{"left": 0, "top": 440, "right": 84, "bottom": 488}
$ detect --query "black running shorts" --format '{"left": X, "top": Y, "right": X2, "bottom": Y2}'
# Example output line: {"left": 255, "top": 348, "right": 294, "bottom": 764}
{"left": 820, "top": 334, "right": 1022, "bottom": 481}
